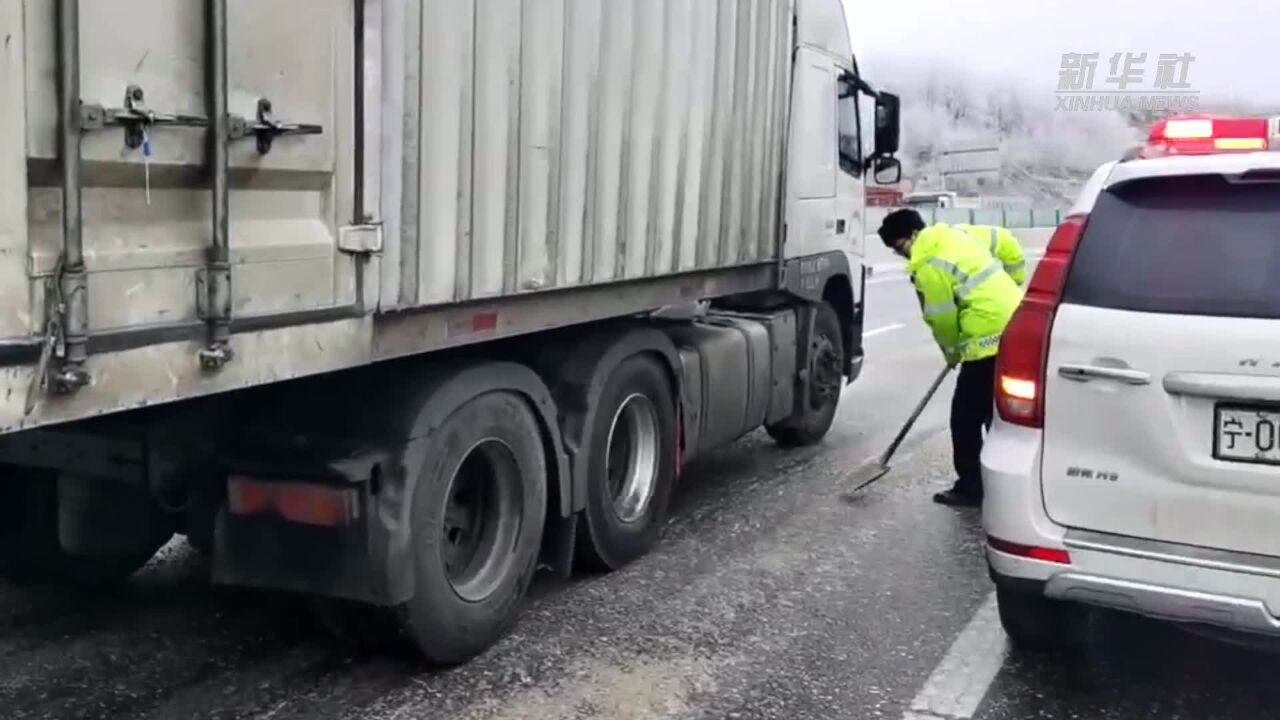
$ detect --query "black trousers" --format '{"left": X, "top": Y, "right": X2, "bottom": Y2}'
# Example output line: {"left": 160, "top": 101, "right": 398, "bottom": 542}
{"left": 951, "top": 356, "right": 997, "bottom": 498}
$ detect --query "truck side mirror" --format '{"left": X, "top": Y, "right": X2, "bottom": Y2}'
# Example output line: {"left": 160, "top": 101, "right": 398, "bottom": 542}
{"left": 872, "top": 156, "right": 902, "bottom": 185}
{"left": 873, "top": 92, "right": 901, "bottom": 157}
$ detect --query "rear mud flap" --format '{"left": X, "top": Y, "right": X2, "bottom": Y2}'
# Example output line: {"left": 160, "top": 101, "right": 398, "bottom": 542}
{"left": 212, "top": 449, "right": 412, "bottom": 607}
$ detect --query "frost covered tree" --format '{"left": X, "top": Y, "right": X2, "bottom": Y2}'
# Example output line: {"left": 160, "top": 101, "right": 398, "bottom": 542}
{"left": 870, "top": 63, "right": 1140, "bottom": 204}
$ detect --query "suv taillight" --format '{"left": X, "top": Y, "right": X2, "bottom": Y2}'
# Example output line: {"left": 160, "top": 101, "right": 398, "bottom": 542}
{"left": 995, "top": 215, "right": 1086, "bottom": 428}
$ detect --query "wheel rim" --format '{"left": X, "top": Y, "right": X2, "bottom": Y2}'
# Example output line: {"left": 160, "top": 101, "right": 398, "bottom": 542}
{"left": 442, "top": 438, "right": 523, "bottom": 602}
{"left": 605, "top": 393, "right": 660, "bottom": 524}
{"left": 809, "top": 333, "right": 842, "bottom": 410}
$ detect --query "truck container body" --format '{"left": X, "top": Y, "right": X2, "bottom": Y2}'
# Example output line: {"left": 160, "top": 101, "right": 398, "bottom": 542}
{"left": 0, "top": 0, "right": 823, "bottom": 433}
{"left": 0, "top": 0, "right": 899, "bottom": 665}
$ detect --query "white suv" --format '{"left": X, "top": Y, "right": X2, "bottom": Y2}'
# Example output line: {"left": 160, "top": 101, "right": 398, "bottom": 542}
{"left": 982, "top": 115, "right": 1280, "bottom": 650}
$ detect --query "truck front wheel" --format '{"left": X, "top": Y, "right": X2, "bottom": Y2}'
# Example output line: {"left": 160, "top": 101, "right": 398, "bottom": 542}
{"left": 766, "top": 302, "right": 845, "bottom": 447}
{"left": 577, "top": 355, "right": 678, "bottom": 572}
{"left": 401, "top": 391, "right": 548, "bottom": 665}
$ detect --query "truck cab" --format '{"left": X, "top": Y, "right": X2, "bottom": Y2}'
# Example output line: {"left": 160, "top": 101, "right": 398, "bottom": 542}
{"left": 787, "top": 0, "right": 902, "bottom": 266}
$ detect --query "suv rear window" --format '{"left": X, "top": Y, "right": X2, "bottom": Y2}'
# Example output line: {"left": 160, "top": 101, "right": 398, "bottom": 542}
{"left": 1064, "top": 174, "right": 1280, "bottom": 319}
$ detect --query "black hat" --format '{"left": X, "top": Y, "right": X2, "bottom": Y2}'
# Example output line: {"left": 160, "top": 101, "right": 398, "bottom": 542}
{"left": 877, "top": 208, "right": 926, "bottom": 247}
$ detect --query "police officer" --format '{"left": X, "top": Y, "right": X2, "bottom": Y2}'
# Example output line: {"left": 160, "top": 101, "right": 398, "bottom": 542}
{"left": 952, "top": 222, "right": 1028, "bottom": 286}
{"left": 878, "top": 209, "right": 1022, "bottom": 507}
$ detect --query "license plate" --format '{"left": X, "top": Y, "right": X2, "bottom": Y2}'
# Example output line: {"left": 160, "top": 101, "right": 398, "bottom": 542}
{"left": 1215, "top": 406, "right": 1280, "bottom": 465}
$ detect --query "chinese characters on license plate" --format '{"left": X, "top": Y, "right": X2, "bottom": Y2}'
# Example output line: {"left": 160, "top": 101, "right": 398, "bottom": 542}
{"left": 1216, "top": 407, "right": 1280, "bottom": 465}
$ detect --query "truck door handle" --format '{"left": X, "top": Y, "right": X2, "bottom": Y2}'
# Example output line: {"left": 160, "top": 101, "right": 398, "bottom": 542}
{"left": 835, "top": 219, "right": 847, "bottom": 235}
{"left": 1058, "top": 364, "right": 1151, "bottom": 385}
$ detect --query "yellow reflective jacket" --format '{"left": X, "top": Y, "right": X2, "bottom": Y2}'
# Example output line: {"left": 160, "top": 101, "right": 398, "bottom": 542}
{"left": 954, "top": 223, "right": 1028, "bottom": 286}
{"left": 908, "top": 224, "right": 1023, "bottom": 364}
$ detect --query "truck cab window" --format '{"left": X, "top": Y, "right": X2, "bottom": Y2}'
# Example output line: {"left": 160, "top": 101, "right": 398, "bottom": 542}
{"left": 837, "top": 77, "right": 862, "bottom": 177}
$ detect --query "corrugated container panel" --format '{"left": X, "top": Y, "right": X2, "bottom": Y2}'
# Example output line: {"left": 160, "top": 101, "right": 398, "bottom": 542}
{"left": 698, "top": 0, "right": 733, "bottom": 270}
{"left": 676, "top": 0, "right": 718, "bottom": 273}
{"left": 410, "top": 0, "right": 470, "bottom": 305}
{"left": 556, "top": 0, "right": 598, "bottom": 287}
{"left": 589, "top": 0, "right": 630, "bottom": 284}
{"left": 516, "top": 0, "right": 564, "bottom": 292}
{"left": 756, "top": 0, "right": 783, "bottom": 261}
{"left": 470, "top": 0, "right": 521, "bottom": 298}
{"left": 403, "top": 0, "right": 792, "bottom": 306}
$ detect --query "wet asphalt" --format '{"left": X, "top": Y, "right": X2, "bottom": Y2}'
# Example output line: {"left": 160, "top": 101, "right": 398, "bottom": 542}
{"left": 4, "top": 267, "right": 1280, "bottom": 720}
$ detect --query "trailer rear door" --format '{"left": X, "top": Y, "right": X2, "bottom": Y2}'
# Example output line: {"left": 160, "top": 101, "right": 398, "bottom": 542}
{"left": 14, "top": 0, "right": 360, "bottom": 343}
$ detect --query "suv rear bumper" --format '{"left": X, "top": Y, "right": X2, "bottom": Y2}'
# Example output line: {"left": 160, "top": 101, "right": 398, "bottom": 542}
{"left": 1041, "top": 572, "right": 1280, "bottom": 635}
{"left": 988, "top": 524, "right": 1280, "bottom": 640}
{"left": 982, "top": 418, "right": 1280, "bottom": 639}
{"left": 990, "top": 544, "right": 1280, "bottom": 638}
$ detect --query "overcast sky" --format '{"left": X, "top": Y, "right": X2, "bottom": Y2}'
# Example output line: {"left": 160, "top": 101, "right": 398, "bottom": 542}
{"left": 844, "top": 0, "right": 1280, "bottom": 105}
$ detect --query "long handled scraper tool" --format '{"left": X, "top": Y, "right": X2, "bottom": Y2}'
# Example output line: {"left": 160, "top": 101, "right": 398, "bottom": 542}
{"left": 843, "top": 364, "right": 954, "bottom": 497}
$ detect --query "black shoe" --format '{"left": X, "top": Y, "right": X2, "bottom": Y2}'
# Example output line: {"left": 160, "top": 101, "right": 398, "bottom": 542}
{"left": 933, "top": 489, "right": 982, "bottom": 507}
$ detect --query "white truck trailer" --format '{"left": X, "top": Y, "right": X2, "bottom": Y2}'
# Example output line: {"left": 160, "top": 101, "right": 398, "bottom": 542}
{"left": 0, "top": 0, "right": 902, "bottom": 664}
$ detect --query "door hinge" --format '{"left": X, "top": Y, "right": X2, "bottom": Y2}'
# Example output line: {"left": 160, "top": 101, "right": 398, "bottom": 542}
{"left": 194, "top": 265, "right": 233, "bottom": 326}
{"left": 338, "top": 224, "right": 383, "bottom": 254}
{"left": 195, "top": 262, "right": 234, "bottom": 370}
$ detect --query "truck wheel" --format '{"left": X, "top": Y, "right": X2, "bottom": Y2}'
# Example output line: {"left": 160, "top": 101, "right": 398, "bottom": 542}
{"left": 996, "top": 586, "right": 1088, "bottom": 653}
{"left": 766, "top": 302, "right": 845, "bottom": 447}
{"left": 577, "top": 355, "right": 678, "bottom": 572}
{"left": 0, "top": 469, "right": 170, "bottom": 586}
{"left": 401, "top": 391, "right": 547, "bottom": 666}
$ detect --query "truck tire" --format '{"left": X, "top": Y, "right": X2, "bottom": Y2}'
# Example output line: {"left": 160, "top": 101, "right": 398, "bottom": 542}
{"left": 766, "top": 302, "right": 845, "bottom": 447}
{"left": 401, "top": 391, "right": 548, "bottom": 665}
{"left": 577, "top": 355, "right": 678, "bottom": 572}
{"left": 996, "top": 586, "right": 1088, "bottom": 653}
{"left": 0, "top": 469, "right": 169, "bottom": 586}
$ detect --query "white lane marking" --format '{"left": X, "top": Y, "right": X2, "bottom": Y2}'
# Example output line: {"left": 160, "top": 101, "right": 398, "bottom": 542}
{"left": 901, "top": 592, "right": 1006, "bottom": 720}
{"left": 864, "top": 323, "right": 905, "bottom": 338}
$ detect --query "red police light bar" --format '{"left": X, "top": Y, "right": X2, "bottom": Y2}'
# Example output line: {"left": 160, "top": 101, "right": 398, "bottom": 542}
{"left": 1144, "top": 115, "right": 1270, "bottom": 156}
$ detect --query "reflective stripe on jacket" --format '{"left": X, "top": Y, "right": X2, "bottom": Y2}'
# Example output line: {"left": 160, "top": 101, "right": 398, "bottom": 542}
{"left": 908, "top": 224, "right": 1023, "bottom": 364}
{"left": 954, "top": 223, "right": 1028, "bottom": 286}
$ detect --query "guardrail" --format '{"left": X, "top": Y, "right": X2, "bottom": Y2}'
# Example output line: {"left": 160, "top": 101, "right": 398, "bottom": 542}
{"left": 866, "top": 206, "right": 1065, "bottom": 230}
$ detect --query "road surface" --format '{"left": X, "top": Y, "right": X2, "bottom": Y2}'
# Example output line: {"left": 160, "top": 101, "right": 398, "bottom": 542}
{"left": 3, "top": 255, "right": 1279, "bottom": 720}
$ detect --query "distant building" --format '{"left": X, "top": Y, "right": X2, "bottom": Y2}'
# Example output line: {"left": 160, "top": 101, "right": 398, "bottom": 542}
{"left": 866, "top": 186, "right": 904, "bottom": 207}
{"left": 903, "top": 190, "right": 959, "bottom": 208}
